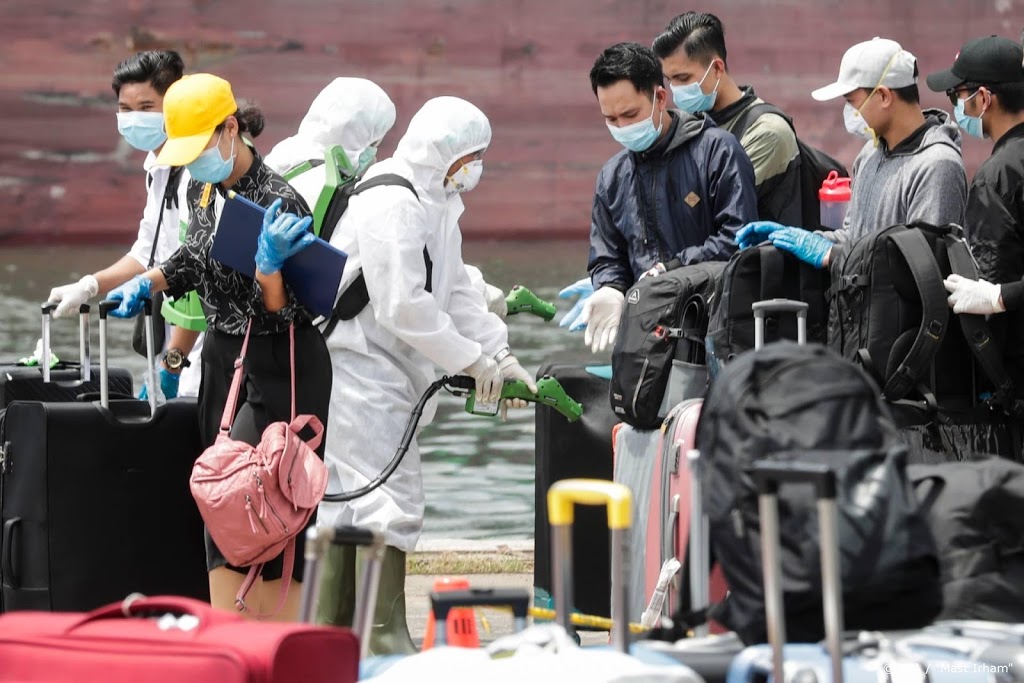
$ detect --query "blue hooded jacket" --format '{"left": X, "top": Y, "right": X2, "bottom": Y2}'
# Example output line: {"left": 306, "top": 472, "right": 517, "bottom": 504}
{"left": 588, "top": 110, "right": 758, "bottom": 291}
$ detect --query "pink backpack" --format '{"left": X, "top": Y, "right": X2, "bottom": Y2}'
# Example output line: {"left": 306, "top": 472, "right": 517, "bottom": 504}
{"left": 190, "top": 322, "right": 328, "bottom": 617}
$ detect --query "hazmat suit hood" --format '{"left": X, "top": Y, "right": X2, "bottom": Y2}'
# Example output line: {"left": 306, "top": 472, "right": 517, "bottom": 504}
{"left": 392, "top": 96, "right": 492, "bottom": 197}
{"left": 265, "top": 77, "right": 396, "bottom": 174}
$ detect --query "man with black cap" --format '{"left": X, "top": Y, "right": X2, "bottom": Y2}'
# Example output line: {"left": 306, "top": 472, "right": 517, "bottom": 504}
{"left": 927, "top": 35, "right": 1024, "bottom": 389}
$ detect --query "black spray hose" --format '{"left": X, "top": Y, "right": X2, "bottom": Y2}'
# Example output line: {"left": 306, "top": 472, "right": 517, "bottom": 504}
{"left": 321, "top": 375, "right": 476, "bottom": 503}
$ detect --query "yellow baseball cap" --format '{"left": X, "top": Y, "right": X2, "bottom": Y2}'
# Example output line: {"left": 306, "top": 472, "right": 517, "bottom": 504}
{"left": 155, "top": 73, "right": 238, "bottom": 166}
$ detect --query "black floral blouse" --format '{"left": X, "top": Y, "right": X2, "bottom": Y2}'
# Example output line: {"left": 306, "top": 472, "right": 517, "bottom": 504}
{"left": 161, "top": 145, "right": 312, "bottom": 336}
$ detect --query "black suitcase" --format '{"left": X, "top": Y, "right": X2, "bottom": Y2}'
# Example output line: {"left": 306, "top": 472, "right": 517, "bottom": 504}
{"left": 0, "top": 299, "right": 208, "bottom": 613}
{"left": 0, "top": 303, "right": 133, "bottom": 408}
{"left": 533, "top": 359, "right": 620, "bottom": 620}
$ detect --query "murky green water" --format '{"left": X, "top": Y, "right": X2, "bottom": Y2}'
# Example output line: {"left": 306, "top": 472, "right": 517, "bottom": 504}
{"left": 0, "top": 241, "right": 601, "bottom": 541}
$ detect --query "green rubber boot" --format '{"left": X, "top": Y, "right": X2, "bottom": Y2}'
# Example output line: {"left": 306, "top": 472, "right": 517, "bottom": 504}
{"left": 358, "top": 545, "right": 417, "bottom": 655}
{"left": 316, "top": 544, "right": 356, "bottom": 627}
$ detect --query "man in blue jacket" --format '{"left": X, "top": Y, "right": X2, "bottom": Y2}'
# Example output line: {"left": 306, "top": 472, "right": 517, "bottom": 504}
{"left": 578, "top": 42, "right": 757, "bottom": 353}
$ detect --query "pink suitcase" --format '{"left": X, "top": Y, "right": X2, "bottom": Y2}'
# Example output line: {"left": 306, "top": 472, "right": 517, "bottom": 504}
{"left": 612, "top": 402, "right": 728, "bottom": 633}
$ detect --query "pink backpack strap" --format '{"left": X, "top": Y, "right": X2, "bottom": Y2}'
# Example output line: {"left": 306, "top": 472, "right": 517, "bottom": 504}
{"left": 218, "top": 321, "right": 254, "bottom": 437}
{"left": 233, "top": 539, "right": 296, "bottom": 620}
{"left": 288, "top": 322, "right": 296, "bottom": 421}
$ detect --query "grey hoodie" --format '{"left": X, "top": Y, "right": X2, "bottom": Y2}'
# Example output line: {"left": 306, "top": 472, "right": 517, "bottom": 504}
{"left": 825, "top": 109, "right": 966, "bottom": 245}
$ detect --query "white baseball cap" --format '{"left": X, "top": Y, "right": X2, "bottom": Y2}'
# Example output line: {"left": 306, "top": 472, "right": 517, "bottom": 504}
{"left": 812, "top": 37, "right": 918, "bottom": 101}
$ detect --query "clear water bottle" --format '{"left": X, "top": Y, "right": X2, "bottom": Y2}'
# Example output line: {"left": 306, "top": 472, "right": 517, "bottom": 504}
{"left": 819, "top": 170, "right": 852, "bottom": 231}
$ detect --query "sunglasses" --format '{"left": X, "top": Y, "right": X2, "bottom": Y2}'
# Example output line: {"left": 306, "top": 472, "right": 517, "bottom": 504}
{"left": 946, "top": 87, "right": 978, "bottom": 107}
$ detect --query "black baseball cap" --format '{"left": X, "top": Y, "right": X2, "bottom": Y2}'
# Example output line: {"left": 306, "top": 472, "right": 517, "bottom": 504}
{"left": 926, "top": 35, "right": 1024, "bottom": 92}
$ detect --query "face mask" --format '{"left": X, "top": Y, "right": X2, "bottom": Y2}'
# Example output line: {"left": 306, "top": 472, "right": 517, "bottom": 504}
{"left": 954, "top": 92, "right": 985, "bottom": 139}
{"left": 843, "top": 101, "right": 874, "bottom": 140}
{"left": 446, "top": 159, "right": 483, "bottom": 195}
{"left": 670, "top": 61, "right": 720, "bottom": 114}
{"left": 357, "top": 146, "right": 378, "bottom": 174}
{"left": 607, "top": 96, "right": 663, "bottom": 152}
{"left": 116, "top": 111, "right": 167, "bottom": 152}
{"left": 186, "top": 132, "right": 236, "bottom": 184}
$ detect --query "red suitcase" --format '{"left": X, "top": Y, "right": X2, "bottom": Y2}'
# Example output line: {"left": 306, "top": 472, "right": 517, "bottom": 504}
{"left": 0, "top": 524, "right": 386, "bottom": 682}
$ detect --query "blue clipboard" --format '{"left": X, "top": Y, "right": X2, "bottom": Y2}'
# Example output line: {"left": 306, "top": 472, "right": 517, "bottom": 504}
{"left": 210, "top": 191, "right": 347, "bottom": 317}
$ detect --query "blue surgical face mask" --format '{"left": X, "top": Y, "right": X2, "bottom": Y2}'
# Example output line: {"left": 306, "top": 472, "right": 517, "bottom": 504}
{"left": 954, "top": 92, "right": 985, "bottom": 139}
{"left": 671, "top": 61, "right": 720, "bottom": 114}
{"left": 357, "top": 146, "right": 378, "bottom": 174}
{"left": 186, "top": 132, "right": 236, "bottom": 184}
{"left": 607, "top": 95, "right": 663, "bottom": 152}
{"left": 116, "top": 111, "right": 167, "bottom": 152}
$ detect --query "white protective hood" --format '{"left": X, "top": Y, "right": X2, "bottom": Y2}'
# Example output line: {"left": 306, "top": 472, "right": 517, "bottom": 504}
{"left": 264, "top": 77, "right": 396, "bottom": 174}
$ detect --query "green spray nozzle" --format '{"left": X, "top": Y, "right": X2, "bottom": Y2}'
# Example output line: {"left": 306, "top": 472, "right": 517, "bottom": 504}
{"left": 505, "top": 285, "right": 557, "bottom": 321}
{"left": 451, "top": 375, "right": 584, "bottom": 422}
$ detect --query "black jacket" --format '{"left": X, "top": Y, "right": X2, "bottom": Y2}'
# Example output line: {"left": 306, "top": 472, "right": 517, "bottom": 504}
{"left": 966, "top": 122, "right": 1024, "bottom": 388}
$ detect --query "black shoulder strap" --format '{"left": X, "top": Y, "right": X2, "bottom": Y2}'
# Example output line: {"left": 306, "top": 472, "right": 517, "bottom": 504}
{"left": 881, "top": 228, "right": 949, "bottom": 400}
{"left": 321, "top": 174, "right": 422, "bottom": 338}
{"left": 944, "top": 233, "right": 1023, "bottom": 415}
{"left": 731, "top": 102, "right": 790, "bottom": 143}
{"left": 350, "top": 173, "right": 419, "bottom": 200}
{"left": 146, "top": 166, "right": 183, "bottom": 268}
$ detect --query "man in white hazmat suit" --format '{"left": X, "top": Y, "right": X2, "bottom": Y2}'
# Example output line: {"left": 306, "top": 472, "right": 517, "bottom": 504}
{"left": 316, "top": 96, "right": 535, "bottom": 653}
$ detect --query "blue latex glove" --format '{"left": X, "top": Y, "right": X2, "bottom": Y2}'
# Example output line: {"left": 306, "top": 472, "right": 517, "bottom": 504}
{"left": 255, "top": 198, "right": 316, "bottom": 275}
{"left": 770, "top": 227, "right": 833, "bottom": 268}
{"left": 138, "top": 368, "right": 180, "bottom": 400}
{"left": 558, "top": 277, "right": 594, "bottom": 331}
{"left": 107, "top": 275, "right": 153, "bottom": 319}
{"left": 736, "top": 221, "right": 788, "bottom": 249}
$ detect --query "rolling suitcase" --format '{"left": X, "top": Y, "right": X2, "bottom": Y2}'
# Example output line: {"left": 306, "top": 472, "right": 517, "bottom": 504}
{"left": 0, "top": 524, "right": 383, "bottom": 682}
{"left": 726, "top": 461, "right": 990, "bottom": 683}
{"left": 0, "top": 303, "right": 133, "bottom": 408}
{"left": 0, "top": 298, "right": 207, "bottom": 612}
{"left": 534, "top": 361, "right": 620, "bottom": 620}
{"left": 612, "top": 403, "right": 728, "bottom": 629}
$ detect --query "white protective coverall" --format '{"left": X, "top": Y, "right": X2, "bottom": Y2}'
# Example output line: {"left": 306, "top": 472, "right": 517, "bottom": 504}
{"left": 318, "top": 97, "right": 510, "bottom": 552}
{"left": 265, "top": 77, "right": 396, "bottom": 200}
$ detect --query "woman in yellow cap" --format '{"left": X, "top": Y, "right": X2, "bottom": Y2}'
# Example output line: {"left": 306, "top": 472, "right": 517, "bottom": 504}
{"left": 106, "top": 73, "right": 332, "bottom": 622}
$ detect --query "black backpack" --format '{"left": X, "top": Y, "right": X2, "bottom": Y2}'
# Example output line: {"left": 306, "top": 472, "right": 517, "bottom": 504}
{"left": 910, "top": 457, "right": 1024, "bottom": 623}
{"left": 828, "top": 222, "right": 1020, "bottom": 416}
{"left": 705, "top": 245, "right": 830, "bottom": 375}
{"left": 315, "top": 173, "right": 426, "bottom": 337}
{"left": 732, "top": 102, "right": 848, "bottom": 230}
{"left": 695, "top": 340, "right": 943, "bottom": 645}
{"left": 609, "top": 262, "right": 723, "bottom": 428}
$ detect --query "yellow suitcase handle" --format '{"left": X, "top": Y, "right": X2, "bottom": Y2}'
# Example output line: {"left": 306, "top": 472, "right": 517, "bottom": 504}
{"left": 547, "top": 479, "right": 632, "bottom": 530}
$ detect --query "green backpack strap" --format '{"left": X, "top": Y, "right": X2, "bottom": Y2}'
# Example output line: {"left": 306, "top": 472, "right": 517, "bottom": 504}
{"left": 281, "top": 145, "right": 358, "bottom": 238}
{"left": 282, "top": 159, "right": 323, "bottom": 182}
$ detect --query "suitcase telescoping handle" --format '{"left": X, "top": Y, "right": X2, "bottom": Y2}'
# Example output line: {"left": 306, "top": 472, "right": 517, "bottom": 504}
{"left": 301, "top": 525, "right": 386, "bottom": 658}
{"left": 752, "top": 299, "right": 807, "bottom": 350}
{"left": 430, "top": 588, "right": 532, "bottom": 646}
{"left": 686, "top": 448, "right": 711, "bottom": 638}
{"left": 38, "top": 302, "right": 92, "bottom": 383}
{"left": 752, "top": 461, "right": 845, "bottom": 683}
{"left": 98, "top": 298, "right": 156, "bottom": 413}
{"left": 548, "top": 479, "right": 632, "bottom": 653}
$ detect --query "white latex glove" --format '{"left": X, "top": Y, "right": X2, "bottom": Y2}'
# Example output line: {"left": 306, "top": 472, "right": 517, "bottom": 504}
{"left": 944, "top": 274, "right": 1005, "bottom": 315}
{"left": 497, "top": 355, "right": 537, "bottom": 421}
{"left": 483, "top": 283, "right": 508, "bottom": 319}
{"left": 638, "top": 262, "right": 666, "bottom": 281}
{"left": 463, "top": 354, "right": 502, "bottom": 403}
{"left": 580, "top": 286, "right": 625, "bottom": 353}
{"left": 47, "top": 274, "right": 98, "bottom": 319}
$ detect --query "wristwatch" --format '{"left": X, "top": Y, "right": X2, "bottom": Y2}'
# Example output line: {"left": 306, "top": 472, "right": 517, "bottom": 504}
{"left": 162, "top": 348, "right": 192, "bottom": 371}
{"left": 493, "top": 346, "right": 512, "bottom": 364}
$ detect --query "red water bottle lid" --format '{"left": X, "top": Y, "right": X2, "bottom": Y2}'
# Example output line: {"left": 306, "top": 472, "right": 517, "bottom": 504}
{"left": 819, "top": 170, "right": 852, "bottom": 202}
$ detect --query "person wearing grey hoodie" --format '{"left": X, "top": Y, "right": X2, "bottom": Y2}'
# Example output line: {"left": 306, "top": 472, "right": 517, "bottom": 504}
{"left": 736, "top": 37, "right": 967, "bottom": 267}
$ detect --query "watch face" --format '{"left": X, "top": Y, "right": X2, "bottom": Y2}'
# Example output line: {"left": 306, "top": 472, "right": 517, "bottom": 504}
{"left": 165, "top": 349, "right": 183, "bottom": 368}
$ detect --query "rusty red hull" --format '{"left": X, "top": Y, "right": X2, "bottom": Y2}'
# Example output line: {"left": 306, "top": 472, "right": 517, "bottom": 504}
{"left": 0, "top": 0, "right": 1018, "bottom": 246}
